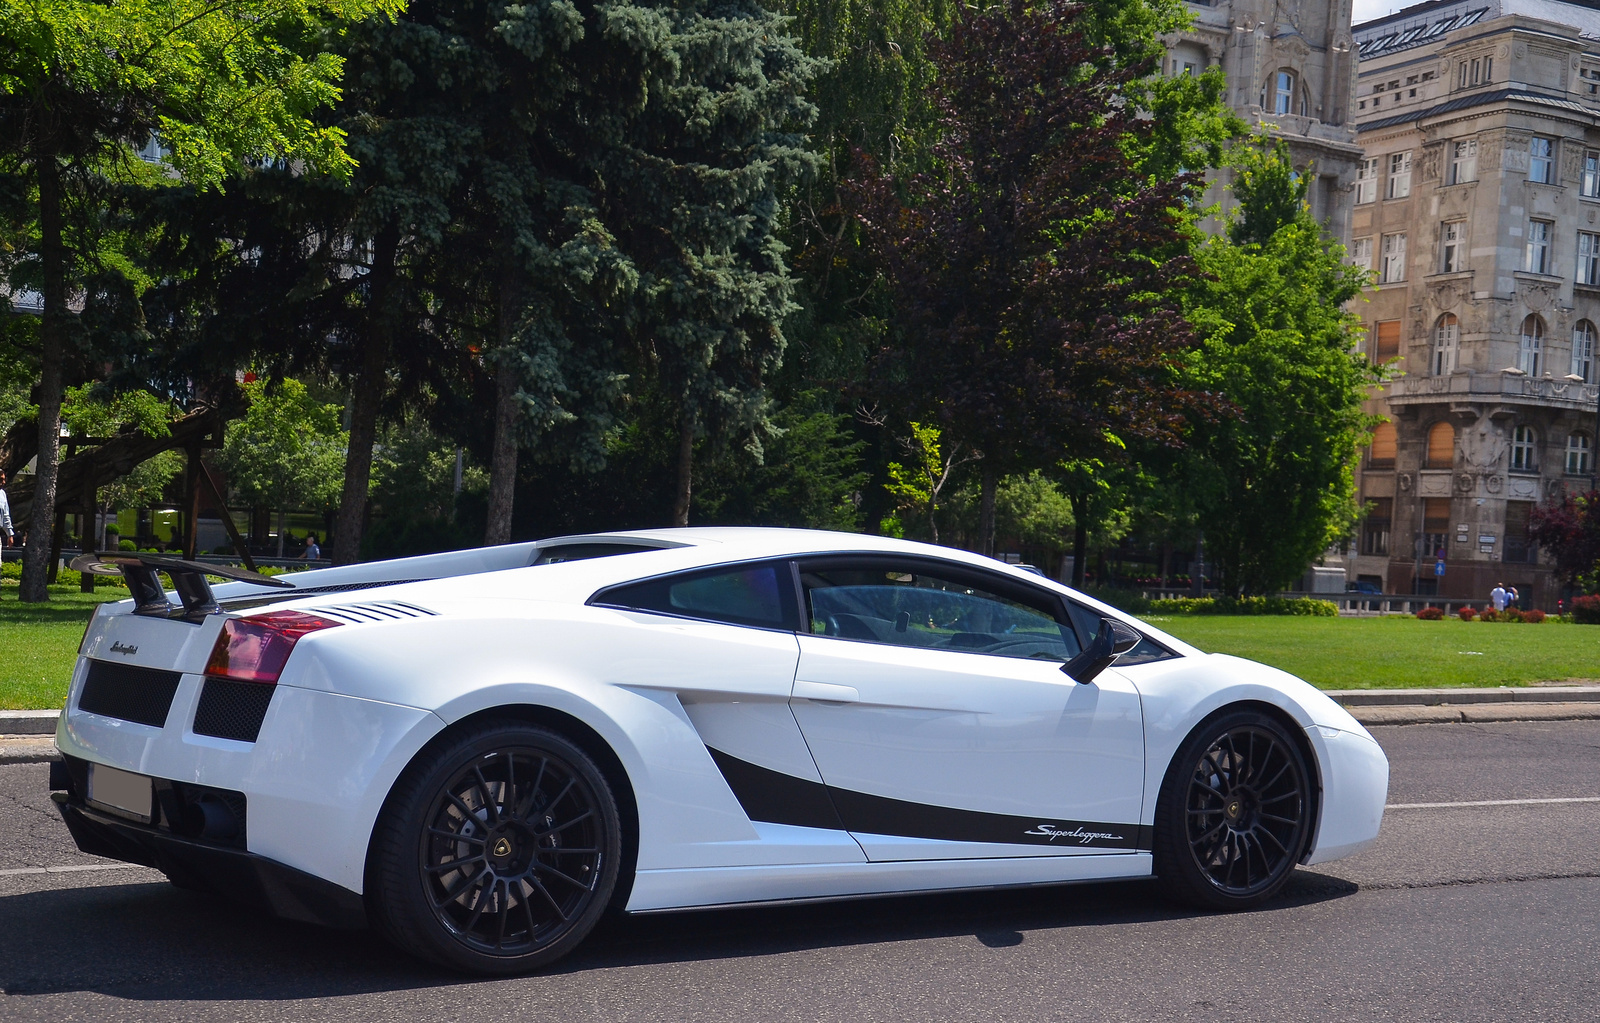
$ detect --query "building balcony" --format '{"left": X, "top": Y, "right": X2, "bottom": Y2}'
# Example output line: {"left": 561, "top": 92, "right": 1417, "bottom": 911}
{"left": 1384, "top": 371, "right": 1600, "bottom": 412}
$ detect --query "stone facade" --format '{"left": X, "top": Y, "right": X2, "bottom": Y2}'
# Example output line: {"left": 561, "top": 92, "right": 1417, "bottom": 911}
{"left": 1350, "top": 1, "right": 1600, "bottom": 607}
{"left": 1170, "top": 0, "right": 1364, "bottom": 242}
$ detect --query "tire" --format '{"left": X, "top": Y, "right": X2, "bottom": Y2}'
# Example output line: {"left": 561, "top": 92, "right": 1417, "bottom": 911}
{"left": 1152, "top": 709, "right": 1313, "bottom": 910}
{"left": 367, "top": 722, "right": 623, "bottom": 974}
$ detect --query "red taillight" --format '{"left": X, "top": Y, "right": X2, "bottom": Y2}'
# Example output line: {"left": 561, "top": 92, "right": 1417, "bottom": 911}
{"left": 204, "top": 610, "right": 342, "bottom": 684}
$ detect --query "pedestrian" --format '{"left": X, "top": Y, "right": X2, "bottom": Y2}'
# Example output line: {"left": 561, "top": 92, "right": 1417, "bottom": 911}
{"left": 1509, "top": 584, "right": 1520, "bottom": 609}
{"left": 1489, "top": 582, "right": 1509, "bottom": 612}
{"left": 301, "top": 532, "right": 320, "bottom": 560}
{"left": 0, "top": 469, "right": 12, "bottom": 551}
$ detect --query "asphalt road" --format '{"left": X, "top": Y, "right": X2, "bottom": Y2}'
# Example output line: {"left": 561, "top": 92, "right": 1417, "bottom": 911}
{"left": 3, "top": 720, "right": 1599, "bottom": 1022}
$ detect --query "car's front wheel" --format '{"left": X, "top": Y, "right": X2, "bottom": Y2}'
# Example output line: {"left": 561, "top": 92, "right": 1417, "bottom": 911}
{"left": 367, "top": 722, "right": 622, "bottom": 973}
{"left": 1152, "top": 709, "right": 1312, "bottom": 910}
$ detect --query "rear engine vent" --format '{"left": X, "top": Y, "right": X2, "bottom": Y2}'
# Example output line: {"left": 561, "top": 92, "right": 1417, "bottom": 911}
{"left": 307, "top": 601, "right": 438, "bottom": 624}
{"left": 193, "top": 678, "right": 275, "bottom": 742}
{"left": 78, "top": 661, "right": 183, "bottom": 727}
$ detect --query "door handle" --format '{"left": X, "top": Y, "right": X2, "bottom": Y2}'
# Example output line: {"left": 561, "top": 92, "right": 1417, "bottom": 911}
{"left": 793, "top": 680, "right": 859, "bottom": 703}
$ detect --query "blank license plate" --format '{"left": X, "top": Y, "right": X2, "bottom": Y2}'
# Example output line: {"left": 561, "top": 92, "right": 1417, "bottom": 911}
{"left": 87, "top": 763, "right": 153, "bottom": 823}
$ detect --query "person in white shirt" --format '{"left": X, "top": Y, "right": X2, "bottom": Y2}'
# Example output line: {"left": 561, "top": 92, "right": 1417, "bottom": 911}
{"left": 1489, "top": 583, "right": 1509, "bottom": 611}
{"left": 0, "top": 469, "right": 12, "bottom": 547}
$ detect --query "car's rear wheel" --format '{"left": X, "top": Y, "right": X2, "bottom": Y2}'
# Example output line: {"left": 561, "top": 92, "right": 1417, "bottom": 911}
{"left": 1153, "top": 709, "right": 1312, "bottom": 910}
{"left": 367, "top": 722, "right": 622, "bottom": 974}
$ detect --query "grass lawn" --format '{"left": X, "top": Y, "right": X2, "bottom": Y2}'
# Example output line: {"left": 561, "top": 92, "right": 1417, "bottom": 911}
{"left": 0, "top": 586, "right": 121, "bottom": 711}
{"left": 1145, "top": 613, "right": 1600, "bottom": 689}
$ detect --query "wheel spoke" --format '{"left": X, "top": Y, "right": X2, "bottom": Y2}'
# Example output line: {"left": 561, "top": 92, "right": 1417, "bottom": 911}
{"left": 433, "top": 865, "right": 488, "bottom": 908}
{"left": 1260, "top": 811, "right": 1301, "bottom": 825}
{"left": 1260, "top": 790, "right": 1301, "bottom": 805}
{"left": 535, "top": 861, "right": 594, "bottom": 891}
{"left": 445, "top": 790, "right": 482, "bottom": 825}
{"left": 429, "top": 826, "right": 485, "bottom": 845}
{"left": 471, "top": 767, "right": 500, "bottom": 826}
{"left": 495, "top": 879, "right": 511, "bottom": 946}
{"left": 461, "top": 877, "right": 495, "bottom": 935}
{"left": 1256, "top": 757, "right": 1292, "bottom": 794}
{"left": 426, "top": 853, "right": 486, "bottom": 875}
{"left": 1253, "top": 825, "right": 1289, "bottom": 856}
{"left": 529, "top": 876, "right": 569, "bottom": 922}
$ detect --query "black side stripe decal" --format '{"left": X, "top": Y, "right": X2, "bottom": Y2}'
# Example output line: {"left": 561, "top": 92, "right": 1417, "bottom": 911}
{"left": 706, "top": 747, "right": 1150, "bottom": 852}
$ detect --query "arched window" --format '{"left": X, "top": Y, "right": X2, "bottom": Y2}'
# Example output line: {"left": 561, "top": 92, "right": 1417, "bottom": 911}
{"left": 1369, "top": 421, "right": 1397, "bottom": 466}
{"left": 1263, "top": 70, "right": 1305, "bottom": 115}
{"left": 1567, "top": 433, "right": 1592, "bottom": 475}
{"left": 1432, "top": 314, "right": 1459, "bottom": 375}
{"left": 1511, "top": 425, "right": 1538, "bottom": 471}
{"left": 1426, "top": 421, "right": 1455, "bottom": 468}
{"left": 1520, "top": 315, "right": 1545, "bottom": 376}
{"left": 1574, "top": 321, "right": 1596, "bottom": 383}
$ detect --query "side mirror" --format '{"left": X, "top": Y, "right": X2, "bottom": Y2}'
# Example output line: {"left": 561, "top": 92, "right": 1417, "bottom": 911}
{"left": 1061, "top": 617, "right": 1143, "bottom": 684}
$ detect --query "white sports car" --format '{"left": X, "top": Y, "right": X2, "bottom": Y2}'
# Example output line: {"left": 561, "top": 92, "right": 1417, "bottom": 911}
{"left": 53, "top": 528, "right": 1388, "bottom": 973}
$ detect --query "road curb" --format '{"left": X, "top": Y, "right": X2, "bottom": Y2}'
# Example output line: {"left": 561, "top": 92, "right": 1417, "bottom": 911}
{"left": 1328, "top": 686, "right": 1600, "bottom": 706}
{"left": 0, "top": 736, "right": 60, "bottom": 765}
{"left": 0, "top": 710, "right": 60, "bottom": 735}
{"left": 1351, "top": 703, "right": 1600, "bottom": 726}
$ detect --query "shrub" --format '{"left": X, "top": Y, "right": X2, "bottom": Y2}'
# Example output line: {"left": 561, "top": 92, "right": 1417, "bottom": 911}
{"left": 117, "top": 539, "right": 136, "bottom": 551}
{"left": 1500, "top": 608, "right": 1525, "bottom": 623}
{"left": 1525, "top": 609, "right": 1547, "bottom": 623}
{"left": 1416, "top": 606, "right": 1445, "bottom": 620}
{"left": 1573, "top": 595, "right": 1600, "bottom": 625}
{"left": 1457, "top": 606, "right": 1477, "bottom": 621}
{"left": 104, "top": 524, "right": 120, "bottom": 536}
{"left": 1479, "top": 609, "right": 1499, "bottom": 622}
{"left": 1144, "top": 595, "right": 1338, "bottom": 617}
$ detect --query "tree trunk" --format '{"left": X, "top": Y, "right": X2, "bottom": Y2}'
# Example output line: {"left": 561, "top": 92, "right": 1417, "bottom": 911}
{"left": 926, "top": 493, "right": 938, "bottom": 544}
{"left": 485, "top": 274, "right": 524, "bottom": 547}
{"left": 20, "top": 155, "right": 68, "bottom": 603}
{"left": 276, "top": 508, "right": 286, "bottom": 559}
{"left": 485, "top": 363, "right": 520, "bottom": 545}
{"left": 331, "top": 232, "right": 398, "bottom": 565}
{"left": 977, "top": 465, "right": 997, "bottom": 557}
{"left": 1069, "top": 492, "right": 1088, "bottom": 589}
{"left": 671, "top": 412, "right": 694, "bottom": 527}
{"left": 1192, "top": 531, "right": 1205, "bottom": 597}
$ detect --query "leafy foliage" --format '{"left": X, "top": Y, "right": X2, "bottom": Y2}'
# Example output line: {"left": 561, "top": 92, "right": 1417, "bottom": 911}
{"left": 217, "top": 378, "right": 346, "bottom": 511}
{"left": 1529, "top": 490, "right": 1600, "bottom": 592}
{"left": 1180, "top": 140, "right": 1381, "bottom": 595}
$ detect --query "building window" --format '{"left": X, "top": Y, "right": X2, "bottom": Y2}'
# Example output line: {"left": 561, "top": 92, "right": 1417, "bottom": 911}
{"left": 1440, "top": 221, "right": 1466, "bottom": 273}
{"left": 1272, "top": 70, "right": 1297, "bottom": 115}
{"left": 1567, "top": 433, "right": 1592, "bottom": 475}
{"left": 1425, "top": 421, "right": 1456, "bottom": 468}
{"left": 1585, "top": 151, "right": 1600, "bottom": 198}
{"left": 1526, "top": 220, "right": 1553, "bottom": 274}
{"left": 1459, "top": 56, "right": 1493, "bottom": 87}
{"left": 1432, "top": 314, "right": 1459, "bottom": 375}
{"left": 1355, "top": 158, "right": 1379, "bottom": 204}
{"left": 1380, "top": 233, "right": 1406, "bottom": 283}
{"left": 1373, "top": 319, "right": 1402, "bottom": 363}
{"left": 1448, "top": 140, "right": 1478, "bottom": 185}
{"left": 1422, "top": 498, "right": 1451, "bottom": 559}
{"left": 1387, "top": 151, "right": 1412, "bottom": 198}
{"left": 1362, "top": 497, "right": 1392, "bottom": 556}
{"left": 1511, "top": 425, "right": 1538, "bottom": 470}
{"left": 1530, "top": 137, "right": 1555, "bottom": 184}
{"left": 1583, "top": 67, "right": 1600, "bottom": 95}
{"left": 1369, "top": 422, "right": 1397, "bottom": 467}
{"left": 1504, "top": 501, "right": 1535, "bottom": 563}
{"left": 1351, "top": 237, "right": 1373, "bottom": 272}
{"left": 1575, "top": 320, "right": 1596, "bottom": 382}
{"left": 1580, "top": 233, "right": 1600, "bottom": 285}
{"left": 1520, "top": 315, "right": 1545, "bottom": 375}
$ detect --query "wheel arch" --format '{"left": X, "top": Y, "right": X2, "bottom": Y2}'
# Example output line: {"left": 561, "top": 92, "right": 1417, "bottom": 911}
{"left": 364, "top": 702, "right": 642, "bottom": 912}
{"left": 1156, "top": 699, "right": 1324, "bottom": 867}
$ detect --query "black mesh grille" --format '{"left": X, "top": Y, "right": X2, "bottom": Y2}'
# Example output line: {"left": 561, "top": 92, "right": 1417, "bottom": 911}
{"left": 77, "top": 661, "right": 182, "bottom": 727}
{"left": 192, "top": 678, "right": 275, "bottom": 742}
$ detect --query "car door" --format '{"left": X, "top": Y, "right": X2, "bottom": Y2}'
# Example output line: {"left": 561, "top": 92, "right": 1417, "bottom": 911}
{"left": 789, "top": 556, "right": 1146, "bottom": 861}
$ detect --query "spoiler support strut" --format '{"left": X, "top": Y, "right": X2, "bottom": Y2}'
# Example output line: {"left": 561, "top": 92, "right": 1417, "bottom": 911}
{"left": 70, "top": 552, "right": 293, "bottom": 619}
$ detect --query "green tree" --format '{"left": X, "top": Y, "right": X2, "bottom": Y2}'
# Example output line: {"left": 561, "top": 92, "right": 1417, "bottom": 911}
{"left": 217, "top": 378, "right": 347, "bottom": 554}
{"left": 0, "top": 0, "right": 400, "bottom": 599}
{"left": 883, "top": 421, "right": 979, "bottom": 543}
{"left": 1181, "top": 140, "right": 1381, "bottom": 595}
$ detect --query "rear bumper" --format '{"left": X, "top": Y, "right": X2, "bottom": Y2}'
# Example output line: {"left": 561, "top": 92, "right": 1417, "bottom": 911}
{"left": 53, "top": 793, "right": 367, "bottom": 930}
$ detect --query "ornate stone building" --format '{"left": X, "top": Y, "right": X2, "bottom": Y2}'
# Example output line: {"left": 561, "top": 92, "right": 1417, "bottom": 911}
{"left": 1349, "top": 1, "right": 1600, "bottom": 606}
{"left": 1170, "top": 0, "right": 1365, "bottom": 241}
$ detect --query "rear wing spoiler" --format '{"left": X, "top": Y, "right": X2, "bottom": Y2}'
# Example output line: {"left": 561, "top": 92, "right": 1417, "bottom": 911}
{"left": 70, "top": 552, "right": 293, "bottom": 619}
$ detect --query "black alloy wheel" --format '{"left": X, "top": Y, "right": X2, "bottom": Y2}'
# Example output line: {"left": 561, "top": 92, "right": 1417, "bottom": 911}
{"left": 1153, "top": 709, "right": 1312, "bottom": 910}
{"left": 368, "top": 723, "right": 623, "bottom": 973}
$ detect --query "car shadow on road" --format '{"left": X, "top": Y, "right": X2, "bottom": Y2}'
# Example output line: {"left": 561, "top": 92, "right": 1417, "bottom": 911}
{"left": 0, "top": 869, "right": 1357, "bottom": 1000}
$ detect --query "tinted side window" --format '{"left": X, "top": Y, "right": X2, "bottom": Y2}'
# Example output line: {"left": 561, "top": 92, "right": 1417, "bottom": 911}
{"left": 592, "top": 562, "right": 798, "bottom": 630}
{"left": 800, "top": 561, "right": 1080, "bottom": 662}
